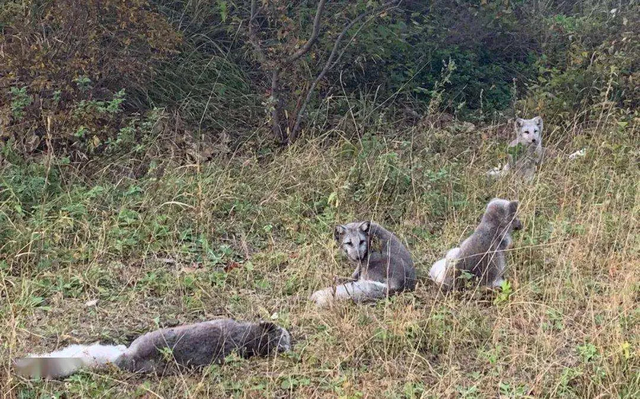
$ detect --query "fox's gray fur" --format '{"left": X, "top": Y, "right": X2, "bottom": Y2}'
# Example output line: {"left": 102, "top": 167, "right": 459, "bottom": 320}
{"left": 488, "top": 116, "right": 544, "bottom": 181}
{"left": 310, "top": 221, "right": 416, "bottom": 307}
{"left": 429, "top": 199, "right": 522, "bottom": 289}
{"left": 14, "top": 319, "right": 291, "bottom": 379}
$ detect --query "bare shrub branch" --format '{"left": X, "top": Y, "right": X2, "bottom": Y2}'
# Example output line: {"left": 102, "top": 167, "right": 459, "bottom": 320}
{"left": 248, "top": 0, "right": 267, "bottom": 65}
{"left": 290, "top": 1, "right": 401, "bottom": 142}
{"left": 283, "top": 0, "right": 328, "bottom": 65}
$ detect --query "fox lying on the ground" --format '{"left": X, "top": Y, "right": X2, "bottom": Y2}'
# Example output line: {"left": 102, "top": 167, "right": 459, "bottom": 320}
{"left": 14, "top": 319, "right": 291, "bottom": 379}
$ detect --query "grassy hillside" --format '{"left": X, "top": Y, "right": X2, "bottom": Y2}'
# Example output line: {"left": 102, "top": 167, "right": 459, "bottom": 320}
{"left": 1, "top": 114, "right": 637, "bottom": 398}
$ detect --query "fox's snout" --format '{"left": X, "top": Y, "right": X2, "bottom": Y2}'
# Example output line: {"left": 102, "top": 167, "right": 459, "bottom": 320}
{"left": 512, "top": 219, "right": 523, "bottom": 231}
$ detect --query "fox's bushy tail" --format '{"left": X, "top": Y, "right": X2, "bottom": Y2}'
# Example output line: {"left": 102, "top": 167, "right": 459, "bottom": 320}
{"left": 14, "top": 343, "right": 127, "bottom": 379}
{"left": 429, "top": 247, "right": 461, "bottom": 288}
{"left": 311, "top": 280, "right": 389, "bottom": 307}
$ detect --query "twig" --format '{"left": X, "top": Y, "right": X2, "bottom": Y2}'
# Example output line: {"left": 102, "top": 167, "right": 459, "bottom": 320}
{"left": 283, "top": 0, "right": 328, "bottom": 65}
{"left": 248, "top": 0, "right": 267, "bottom": 65}
{"left": 271, "top": 69, "right": 285, "bottom": 144}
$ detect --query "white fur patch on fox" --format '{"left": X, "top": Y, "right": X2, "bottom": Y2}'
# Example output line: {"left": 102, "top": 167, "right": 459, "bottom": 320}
{"left": 15, "top": 343, "right": 126, "bottom": 379}
{"left": 310, "top": 280, "right": 388, "bottom": 307}
{"left": 568, "top": 148, "right": 586, "bottom": 159}
{"left": 429, "top": 248, "right": 461, "bottom": 287}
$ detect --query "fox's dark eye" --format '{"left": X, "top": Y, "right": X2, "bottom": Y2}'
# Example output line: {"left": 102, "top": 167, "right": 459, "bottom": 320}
{"left": 345, "top": 242, "right": 352, "bottom": 247}
{"left": 359, "top": 240, "right": 365, "bottom": 245}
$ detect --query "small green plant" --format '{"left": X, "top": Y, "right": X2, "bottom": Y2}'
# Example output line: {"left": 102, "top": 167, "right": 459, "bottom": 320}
{"left": 74, "top": 76, "right": 93, "bottom": 92}
{"left": 456, "top": 270, "right": 476, "bottom": 290}
{"left": 158, "top": 347, "right": 174, "bottom": 362}
{"left": 558, "top": 366, "right": 583, "bottom": 397}
{"left": 10, "top": 86, "right": 32, "bottom": 120}
{"left": 576, "top": 343, "right": 599, "bottom": 363}
{"left": 74, "top": 126, "right": 88, "bottom": 138}
{"left": 403, "top": 381, "right": 425, "bottom": 398}
{"left": 16, "top": 294, "right": 47, "bottom": 312}
{"left": 499, "top": 382, "right": 530, "bottom": 398}
{"left": 17, "top": 388, "right": 36, "bottom": 399}
{"left": 280, "top": 376, "right": 311, "bottom": 390}
{"left": 457, "top": 385, "right": 480, "bottom": 399}
{"left": 494, "top": 280, "right": 513, "bottom": 305}
{"left": 543, "top": 308, "right": 564, "bottom": 331}
{"left": 424, "top": 58, "right": 457, "bottom": 116}
{"left": 106, "top": 89, "right": 126, "bottom": 113}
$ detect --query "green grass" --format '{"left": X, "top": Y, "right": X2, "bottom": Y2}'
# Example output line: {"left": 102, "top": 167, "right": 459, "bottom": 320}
{"left": 0, "top": 116, "right": 638, "bottom": 398}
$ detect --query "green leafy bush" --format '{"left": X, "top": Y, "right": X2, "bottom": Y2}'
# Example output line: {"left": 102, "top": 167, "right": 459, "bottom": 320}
{"left": 0, "top": 0, "right": 181, "bottom": 155}
{"left": 521, "top": 1, "right": 639, "bottom": 122}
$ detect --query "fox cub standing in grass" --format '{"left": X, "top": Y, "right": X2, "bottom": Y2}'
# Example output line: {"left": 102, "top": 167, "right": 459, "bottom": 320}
{"left": 429, "top": 198, "right": 522, "bottom": 290}
{"left": 488, "top": 116, "right": 544, "bottom": 181}
{"left": 14, "top": 319, "right": 291, "bottom": 379}
{"left": 310, "top": 221, "right": 416, "bottom": 307}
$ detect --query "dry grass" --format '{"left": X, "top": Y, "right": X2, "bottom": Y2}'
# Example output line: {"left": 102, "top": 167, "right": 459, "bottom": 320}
{"left": 0, "top": 116, "right": 638, "bottom": 398}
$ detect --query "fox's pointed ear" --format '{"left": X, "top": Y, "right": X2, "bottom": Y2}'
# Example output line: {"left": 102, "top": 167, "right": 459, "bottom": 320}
{"left": 509, "top": 200, "right": 519, "bottom": 213}
{"left": 258, "top": 321, "right": 278, "bottom": 333}
{"left": 487, "top": 198, "right": 500, "bottom": 210}
{"left": 334, "top": 225, "right": 345, "bottom": 241}
{"left": 515, "top": 118, "right": 524, "bottom": 128}
{"left": 359, "top": 221, "right": 371, "bottom": 233}
{"left": 534, "top": 116, "right": 543, "bottom": 126}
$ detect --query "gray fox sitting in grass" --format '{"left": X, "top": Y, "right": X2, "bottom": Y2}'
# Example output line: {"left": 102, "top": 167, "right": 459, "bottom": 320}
{"left": 488, "top": 117, "right": 544, "bottom": 181}
{"left": 488, "top": 116, "right": 586, "bottom": 181}
{"left": 14, "top": 319, "right": 291, "bottom": 379}
{"left": 310, "top": 221, "right": 416, "bottom": 307}
{"left": 429, "top": 198, "right": 522, "bottom": 290}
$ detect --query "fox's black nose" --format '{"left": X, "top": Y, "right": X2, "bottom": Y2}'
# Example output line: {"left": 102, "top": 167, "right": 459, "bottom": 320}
{"left": 532, "top": 139, "right": 537, "bottom": 144}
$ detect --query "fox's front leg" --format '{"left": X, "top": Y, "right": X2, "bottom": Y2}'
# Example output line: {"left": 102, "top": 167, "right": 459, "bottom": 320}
{"left": 490, "top": 278, "right": 506, "bottom": 289}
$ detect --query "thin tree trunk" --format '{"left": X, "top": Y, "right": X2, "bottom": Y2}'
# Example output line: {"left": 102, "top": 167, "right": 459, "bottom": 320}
{"left": 289, "top": 1, "right": 400, "bottom": 143}
{"left": 271, "top": 69, "right": 286, "bottom": 145}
